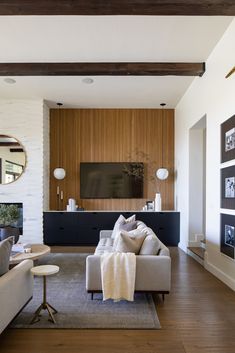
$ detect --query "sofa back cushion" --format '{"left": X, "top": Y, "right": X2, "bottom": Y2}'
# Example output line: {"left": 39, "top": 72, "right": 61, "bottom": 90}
{"left": 114, "top": 229, "right": 146, "bottom": 254}
{"left": 137, "top": 226, "right": 161, "bottom": 255}
{"left": 139, "top": 234, "right": 161, "bottom": 255}
{"left": 111, "top": 214, "right": 136, "bottom": 239}
{"left": 0, "top": 236, "right": 14, "bottom": 276}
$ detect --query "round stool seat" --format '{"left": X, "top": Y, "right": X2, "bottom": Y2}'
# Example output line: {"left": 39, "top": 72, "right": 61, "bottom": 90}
{"left": 31, "top": 265, "right": 59, "bottom": 276}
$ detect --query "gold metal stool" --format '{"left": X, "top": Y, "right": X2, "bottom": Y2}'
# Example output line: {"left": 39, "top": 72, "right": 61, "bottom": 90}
{"left": 30, "top": 265, "right": 59, "bottom": 324}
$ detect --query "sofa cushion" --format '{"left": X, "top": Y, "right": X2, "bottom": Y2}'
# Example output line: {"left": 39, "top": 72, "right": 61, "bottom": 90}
{"left": 136, "top": 220, "right": 147, "bottom": 231}
{"left": 98, "top": 238, "right": 114, "bottom": 247}
{"left": 0, "top": 236, "right": 14, "bottom": 276}
{"left": 94, "top": 238, "right": 115, "bottom": 255}
{"left": 95, "top": 248, "right": 115, "bottom": 256}
{"left": 139, "top": 227, "right": 161, "bottom": 255}
{"left": 114, "top": 229, "right": 146, "bottom": 254}
{"left": 139, "top": 234, "right": 161, "bottom": 255}
{"left": 113, "top": 227, "right": 144, "bottom": 249}
{"left": 111, "top": 214, "right": 136, "bottom": 239}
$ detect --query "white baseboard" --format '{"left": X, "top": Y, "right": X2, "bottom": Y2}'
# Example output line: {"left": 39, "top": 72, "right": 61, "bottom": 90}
{"left": 204, "top": 253, "right": 235, "bottom": 291}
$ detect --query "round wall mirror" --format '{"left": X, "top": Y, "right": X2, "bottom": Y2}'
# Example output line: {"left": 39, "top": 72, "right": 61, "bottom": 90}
{"left": 0, "top": 135, "right": 26, "bottom": 185}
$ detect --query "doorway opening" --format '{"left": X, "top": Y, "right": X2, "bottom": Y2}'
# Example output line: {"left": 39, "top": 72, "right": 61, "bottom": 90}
{"left": 188, "top": 115, "right": 207, "bottom": 263}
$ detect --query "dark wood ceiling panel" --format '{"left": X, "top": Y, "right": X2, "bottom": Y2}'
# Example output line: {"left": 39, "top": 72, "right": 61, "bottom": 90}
{"left": 0, "top": 62, "right": 205, "bottom": 77}
{"left": 0, "top": 1, "right": 233, "bottom": 15}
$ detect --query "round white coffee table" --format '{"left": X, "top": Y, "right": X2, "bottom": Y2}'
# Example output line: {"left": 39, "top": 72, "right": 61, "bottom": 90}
{"left": 30, "top": 265, "right": 59, "bottom": 324}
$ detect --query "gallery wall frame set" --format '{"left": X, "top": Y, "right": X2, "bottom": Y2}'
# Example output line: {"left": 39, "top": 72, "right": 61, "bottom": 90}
{"left": 220, "top": 115, "right": 235, "bottom": 260}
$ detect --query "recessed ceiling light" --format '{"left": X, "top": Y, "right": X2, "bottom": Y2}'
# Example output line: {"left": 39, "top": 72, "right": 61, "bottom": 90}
{"left": 82, "top": 78, "right": 94, "bottom": 84}
{"left": 4, "top": 78, "right": 16, "bottom": 84}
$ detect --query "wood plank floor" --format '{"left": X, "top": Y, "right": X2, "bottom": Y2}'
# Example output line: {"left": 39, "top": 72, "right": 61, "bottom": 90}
{"left": 0, "top": 248, "right": 235, "bottom": 353}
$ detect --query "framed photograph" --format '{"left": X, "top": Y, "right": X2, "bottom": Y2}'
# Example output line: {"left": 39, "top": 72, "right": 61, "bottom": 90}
{"left": 221, "top": 115, "right": 235, "bottom": 163}
{"left": 146, "top": 200, "right": 154, "bottom": 211}
{"left": 221, "top": 166, "right": 235, "bottom": 209}
{"left": 225, "top": 225, "right": 234, "bottom": 247}
{"left": 225, "top": 127, "right": 235, "bottom": 152}
{"left": 220, "top": 214, "right": 235, "bottom": 259}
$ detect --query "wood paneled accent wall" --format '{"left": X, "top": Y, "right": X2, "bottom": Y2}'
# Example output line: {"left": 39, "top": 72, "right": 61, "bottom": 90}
{"left": 50, "top": 109, "right": 174, "bottom": 210}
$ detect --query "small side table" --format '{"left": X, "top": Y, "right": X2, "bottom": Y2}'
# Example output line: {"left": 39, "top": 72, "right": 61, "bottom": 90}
{"left": 10, "top": 244, "right": 50, "bottom": 265}
{"left": 30, "top": 265, "right": 59, "bottom": 324}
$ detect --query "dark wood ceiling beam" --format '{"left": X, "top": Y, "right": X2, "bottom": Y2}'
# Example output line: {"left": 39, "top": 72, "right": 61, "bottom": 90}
{"left": 0, "top": 1, "right": 233, "bottom": 15}
{"left": 0, "top": 62, "right": 205, "bottom": 77}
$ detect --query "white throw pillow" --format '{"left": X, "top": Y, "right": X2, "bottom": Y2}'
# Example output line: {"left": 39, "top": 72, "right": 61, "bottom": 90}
{"left": 111, "top": 214, "right": 136, "bottom": 239}
{"left": 139, "top": 227, "right": 161, "bottom": 255}
{"left": 114, "top": 229, "right": 146, "bottom": 254}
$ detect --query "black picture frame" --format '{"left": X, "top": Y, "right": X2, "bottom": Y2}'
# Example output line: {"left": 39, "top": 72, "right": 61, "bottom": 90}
{"left": 146, "top": 200, "right": 154, "bottom": 211}
{"left": 221, "top": 115, "right": 235, "bottom": 163}
{"left": 221, "top": 166, "right": 235, "bottom": 209}
{"left": 220, "top": 214, "right": 235, "bottom": 259}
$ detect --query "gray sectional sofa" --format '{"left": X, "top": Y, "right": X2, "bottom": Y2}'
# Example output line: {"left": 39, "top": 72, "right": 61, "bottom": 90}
{"left": 86, "top": 220, "right": 171, "bottom": 298}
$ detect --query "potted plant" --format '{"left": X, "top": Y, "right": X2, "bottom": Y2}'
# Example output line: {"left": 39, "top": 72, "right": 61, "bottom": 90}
{"left": 0, "top": 204, "right": 20, "bottom": 243}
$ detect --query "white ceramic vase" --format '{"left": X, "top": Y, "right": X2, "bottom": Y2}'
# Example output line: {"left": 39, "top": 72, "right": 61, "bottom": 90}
{"left": 154, "top": 193, "right": 162, "bottom": 212}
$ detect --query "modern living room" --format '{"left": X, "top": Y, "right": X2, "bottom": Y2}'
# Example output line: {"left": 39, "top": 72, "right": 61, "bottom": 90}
{"left": 0, "top": 2, "right": 235, "bottom": 353}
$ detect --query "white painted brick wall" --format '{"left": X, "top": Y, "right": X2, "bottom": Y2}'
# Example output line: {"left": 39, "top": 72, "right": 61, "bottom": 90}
{"left": 0, "top": 99, "right": 49, "bottom": 243}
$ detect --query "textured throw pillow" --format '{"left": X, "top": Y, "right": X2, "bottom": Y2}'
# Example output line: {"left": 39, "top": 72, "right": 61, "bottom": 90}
{"left": 0, "top": 236, "right": 14, "bottom": 276}
{"left": 112, "top": 221, "right": 137, "bottom": 248}
{"left": 139, "top": 228, "right": 161, "bottom": 255}
{"left": 114, "top": 229, "right": 146, "bottom": 254}
{"left": 111, "top": 214, "right": 136, "bottom": 239}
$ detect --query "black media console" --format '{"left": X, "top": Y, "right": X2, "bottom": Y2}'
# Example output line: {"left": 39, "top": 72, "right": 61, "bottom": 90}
{"left": 43, "top": 211, "right": 180, "bottom": 246}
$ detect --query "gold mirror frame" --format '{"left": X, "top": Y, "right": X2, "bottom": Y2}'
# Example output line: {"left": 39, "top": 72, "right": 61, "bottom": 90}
{"left": 0, "top": 135, "right": 26, "bottom": 185}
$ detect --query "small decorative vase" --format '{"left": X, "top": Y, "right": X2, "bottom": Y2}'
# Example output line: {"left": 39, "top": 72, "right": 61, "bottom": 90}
{"left": 154, "top": 193, "right": 162, "bottom": 212}
{"left": 0, "top": 226, "right": 20, "bottom": 243}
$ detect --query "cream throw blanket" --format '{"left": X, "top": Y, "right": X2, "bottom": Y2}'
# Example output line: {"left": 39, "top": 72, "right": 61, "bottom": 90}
{"left": 100, "top": 252, "right": 136, "bottom": 301}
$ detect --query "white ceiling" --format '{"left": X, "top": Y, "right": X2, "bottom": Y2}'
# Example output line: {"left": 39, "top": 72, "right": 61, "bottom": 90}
{"left": 0, "top": 16, "right": 232, "bottom": 108}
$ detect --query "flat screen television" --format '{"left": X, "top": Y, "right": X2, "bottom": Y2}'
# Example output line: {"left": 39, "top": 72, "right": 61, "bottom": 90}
{"left": 80, "top": 162, "right": 144, "bottom": 199}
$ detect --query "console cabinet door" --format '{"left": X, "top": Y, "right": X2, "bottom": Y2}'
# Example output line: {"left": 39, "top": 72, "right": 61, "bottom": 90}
{"left": 155, "top": 213, "right": 180, "bottom": 246}
{"left": 44, "top": 212, "right": 78, "bottom": 245}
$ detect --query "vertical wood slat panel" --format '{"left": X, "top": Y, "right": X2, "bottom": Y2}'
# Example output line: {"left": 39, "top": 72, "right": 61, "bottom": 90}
{"left": 50, "top": 109, "right": 174, "bottom": 211}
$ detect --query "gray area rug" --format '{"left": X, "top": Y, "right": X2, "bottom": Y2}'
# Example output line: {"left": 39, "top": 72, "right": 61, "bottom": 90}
{"left": 11, "top": 253, "right": 161, "bottom": 329}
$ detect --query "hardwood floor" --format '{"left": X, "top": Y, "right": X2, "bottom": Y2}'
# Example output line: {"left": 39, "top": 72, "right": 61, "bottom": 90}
{"left": 0, "top": 248, "right": 235, "bottom": 353}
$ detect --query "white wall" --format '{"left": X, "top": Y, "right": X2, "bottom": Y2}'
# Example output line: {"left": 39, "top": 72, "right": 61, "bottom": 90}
{"left": 175, "top": 19, "right": 235, "bottom": 290}
{"left": 43, "top": 103, "right": 50, "bottom": 211}
{"left": 0, "top": 99, "right": 49, "bottom": 243}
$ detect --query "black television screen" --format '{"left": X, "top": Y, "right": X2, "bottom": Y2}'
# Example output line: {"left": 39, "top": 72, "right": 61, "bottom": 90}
{"left": 80, "top": 162, "right": 144, "bottom": 199}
